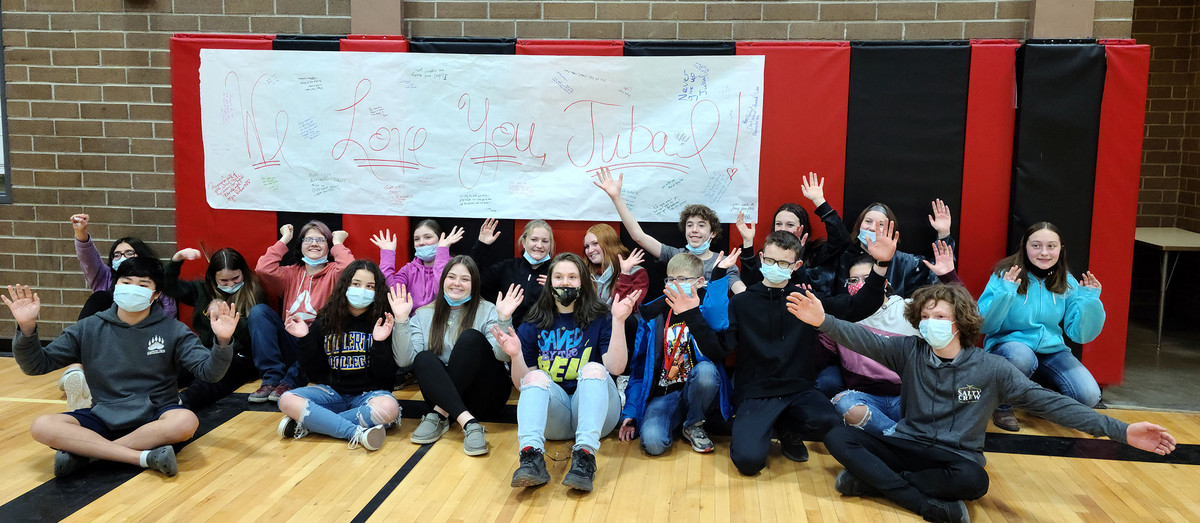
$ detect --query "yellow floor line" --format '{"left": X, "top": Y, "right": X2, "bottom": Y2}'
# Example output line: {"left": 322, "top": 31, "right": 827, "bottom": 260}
{"left": 0, "top": 397, "right": 65, "bottom": 404}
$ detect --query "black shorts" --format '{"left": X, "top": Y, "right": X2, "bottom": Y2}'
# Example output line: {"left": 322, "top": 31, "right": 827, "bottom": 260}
{"left": 64, "top": 404, "right": 187, "bottom": 441}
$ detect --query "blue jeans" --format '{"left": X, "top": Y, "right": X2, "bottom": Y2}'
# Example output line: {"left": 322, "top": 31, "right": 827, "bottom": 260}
{"left": 831, "top": 389, "right": 901, "bottom": 437}
{"left": 286, "top": 384, "right": 399, "bottom": 440}
{"left": 992, "top": 341, "right": 1101, "bottom": 409}
{"left": 639, "top": 360, "right": 719, "bottom": 455}
{"left": 516, "top": 365, "right": 620, "bottom": 454}
{"left": 815, "top": 364, "right": 845, "bottom": 398}
{"left": 249, "top": 303, "right": 304, "bottom": 387}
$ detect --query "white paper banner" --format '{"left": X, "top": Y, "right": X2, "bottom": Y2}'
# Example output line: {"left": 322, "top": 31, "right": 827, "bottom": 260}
{"left": 199, "top": 49, "right": 764, "bottom": 222}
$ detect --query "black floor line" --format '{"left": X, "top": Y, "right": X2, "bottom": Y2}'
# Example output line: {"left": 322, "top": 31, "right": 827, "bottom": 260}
{"left": 983, "top": 432, "right": 1199, "bottom": 465}
{"left": 351, "top": 444, "right": 433, "bottom": 523}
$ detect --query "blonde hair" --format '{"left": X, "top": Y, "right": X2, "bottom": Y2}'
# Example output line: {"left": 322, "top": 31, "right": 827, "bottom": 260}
{"left": 520, "top": 219, "right": 555, "bottom": 258}
{"left": 666, "top": 252, "right": 703, "bottom": 278}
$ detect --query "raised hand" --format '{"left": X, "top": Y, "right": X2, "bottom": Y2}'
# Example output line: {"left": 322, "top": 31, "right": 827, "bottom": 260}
{"left": 1001, "top": 265, "right": 1022, "bottom": 285}
{"left": 612, "top": 289, "right": 642, "bottom": 321}
{"left": 478, "top": 218, "right": 502, "bottom": 245}
{"left": 332, "top": 230, "right": 349, "bottom": 245}
{"left": 370, "top": 229, "right": 397, "bottom": 251}
{"left": 664, "top": 283, "right": 700, "bottom": 314}
{"left": 735, "top": 211, "right": 756, "bottom": 248}
{"left": 618, "top": 418, "right": 636, "bottom": 442}
{"left": 387, "top": 284, "right": 413, "bottom": 321}
{"left": 70, "top": 213, "right": 90, "bottom": 241}
{"left": 279, "top": 224, "right": 294, "bottom": 244}
{"left": 439, "top": 226, "right": 466, "bottom": 247}
{"left": 1125, "top": 422, "right": 1176, "bottom": 455}
{"left": 2, "top": 285, "right": 41, "bottom": 334}
{"left": 785, "top": 290, "right": 826, "bottom": 327}
{"left": 618, "top": 248, "right": 645, "bottom": 275}
{"left": 373, "top": 312, "right": 395, "bottom": 342}
{"left": 921, "top": 240, "right": 956, "bottom": 277}
{"left": 798, "top": 229, "right": 809, "bottom": 248}
{"left": 490, "top": 325, "right": 523, "bottom": 359}
{"left": 865, "top": 220, "right": 898, "bottom": 263}
{"left": 1080, "top": 271, "right": 1102, "bottom": 291}
{"left": 800, "top": 172, "right": 826, "bottom": 207}
{"left": 928, "top": 199, "right": 952, "bottom": 238}
{"left": 496, "top": 284, "right": 525, "bottom": 321}
{"left": 283, "top": 313, "right": 309, "bottom": 338}
{"left": 717, "top": 247, "right": 742, "bottom": 270}
{"left": 172, "top": 248, "right": 203, "bottom": 262}
{"left": 536, "top": 274, "right": 547, "bottom": 287}
{"left": 210, "top": 301, "right": 241, "bottom": 345}
{"left": 592, "top": 166, "right": 623, "bottom": 200}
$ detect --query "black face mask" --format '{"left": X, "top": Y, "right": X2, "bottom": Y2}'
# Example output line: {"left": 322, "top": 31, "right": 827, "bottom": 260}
{"left": 553, "top": 286, "right": 580, "bottom": 306}
{"left": 1024, "top": 256, "right": 1055, "bottom": 280}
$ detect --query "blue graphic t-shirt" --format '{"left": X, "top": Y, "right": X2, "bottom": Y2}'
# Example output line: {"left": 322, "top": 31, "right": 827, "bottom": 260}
{"left": 518, "top": 312, "right": 612, "bottom": 394}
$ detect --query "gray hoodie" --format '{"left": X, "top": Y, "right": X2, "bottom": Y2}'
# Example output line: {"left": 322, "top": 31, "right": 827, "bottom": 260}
{"left": 818, "top": 315, "right": 1127, "bottom": 465}
{"left": 13, "top": 303, "right": 233, "bottom": 431}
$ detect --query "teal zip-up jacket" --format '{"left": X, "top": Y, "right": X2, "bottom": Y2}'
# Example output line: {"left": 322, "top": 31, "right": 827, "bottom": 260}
{"left": 978, "top": 273, "right": 1105, "bottom": 354}
{"left": 622, "top": 276, "right": 732, "bottom": 427}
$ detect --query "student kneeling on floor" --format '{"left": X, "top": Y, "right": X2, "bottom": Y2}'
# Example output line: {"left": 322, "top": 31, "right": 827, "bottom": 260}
{"left": 5, "top": 257, "right": 240, "bottom": 478}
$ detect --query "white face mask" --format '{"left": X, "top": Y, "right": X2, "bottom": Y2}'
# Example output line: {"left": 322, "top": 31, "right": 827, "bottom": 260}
{"left": 918, "top": 319, "right": 957, "bottom": 350}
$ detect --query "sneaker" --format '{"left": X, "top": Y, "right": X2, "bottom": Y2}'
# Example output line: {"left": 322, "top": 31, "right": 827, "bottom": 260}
{"left": 561, "top": 447, "right": 597, "bottom": 492}
{"left": 462, "top": 422, "right": 489, "bottom": 456}
{"left": 53, "top": 450, "right": 94, "bottom": 477}
{"left": 58, "top": 368, "right": 92, "bottom": 411}
{"left": 779, "top": 432, "right": 809, "bottom": 462}
{"left": 348, "top": 425, "right": 386, "bottom": 451}
{"left": 145, "top": 445, "right": 178, "bottom": 477}
{"left": 921, "top": 499, "right": 970, "bottom": 523}
{"left": 268, "top": 384, "right": 292, "bottom": 402}
{"left": 681, "top": 421, "right": 715, "bottom": 453}
{"left": 410, "top": 413, "right": 450, "bottom": 444}
{"left": 615, "top": 375, "right": 630, "bottom": 406}
{"left": 992, "top": 409, "right": 1020, "bottom": 432}
{"left": 277, "top": 416, "right": 309, "bottom": 440}
{"left": 248, "top": 384, "right": 275, "bottom": 403}
{"left": 834, "top": 469, "right": 879, "bottom": 497}
{"left": 510, "top": 447, "right": 551, "bottom": 488}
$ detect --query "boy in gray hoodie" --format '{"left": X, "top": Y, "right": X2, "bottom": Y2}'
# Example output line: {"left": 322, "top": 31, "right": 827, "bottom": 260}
{"left": 4, "top": 257, "right": 240, "bottom": 478}
{"left": 786, "top": 283, "right": 1176, "bottom": 523}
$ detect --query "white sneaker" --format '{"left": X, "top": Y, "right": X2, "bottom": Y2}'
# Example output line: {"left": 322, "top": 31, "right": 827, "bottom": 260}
{"left": 349, "top": 425, "right": 386, "bottom": 451}
{"left": 616, "top": 375, "right": 630, "bottom": 407}
{"left": 277, "top": 416, "right": 309, "bottom": 440}
{"left": 58, "top": 368, "right": 92, "bottom": 411}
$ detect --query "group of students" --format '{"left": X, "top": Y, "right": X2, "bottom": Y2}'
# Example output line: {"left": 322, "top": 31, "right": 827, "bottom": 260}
{"left": 5, "top": 166, "right": 1176, "bottom": 523}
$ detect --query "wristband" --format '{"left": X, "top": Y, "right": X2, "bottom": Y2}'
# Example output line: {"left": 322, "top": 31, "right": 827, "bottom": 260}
{"left": 874, "top": 259, "right": 892, "bottom": 268}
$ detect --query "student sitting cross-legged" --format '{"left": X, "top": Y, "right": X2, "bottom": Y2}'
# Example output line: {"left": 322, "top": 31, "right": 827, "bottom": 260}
{"left": 492, "top": 253, "right": 641, "bottom": 492}
{"left": 275, "top": 260, "right": 401, "bottom": 452}
{"left": 5, "top": 257, "right": 240, "bottom": 478}
{"left": 788, "top": 284, "right": 1176, "bottom": 523}
{"left": 618, "top": 252, "right": 735, "bottom": 455}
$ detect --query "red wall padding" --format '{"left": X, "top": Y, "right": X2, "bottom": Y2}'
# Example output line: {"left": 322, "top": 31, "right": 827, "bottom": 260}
{"left": 958, "top": 40, "right": 1019, "bottom": 295}
{"left": 1084, "top": 41, "right": 1150, "bottom": 385}
{"left": 736, "top": 42, "right": 851, "bottom": 253}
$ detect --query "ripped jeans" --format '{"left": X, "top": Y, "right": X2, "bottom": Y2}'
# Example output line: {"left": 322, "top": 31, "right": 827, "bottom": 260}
{"left": 516, "top": 363, "right": 621, "bottom": 454}
{"left": 284, "top": 385, "right": 400, "bottom": 440}
{"left": 831, "top": 390, "right": 901, "bottom": 437}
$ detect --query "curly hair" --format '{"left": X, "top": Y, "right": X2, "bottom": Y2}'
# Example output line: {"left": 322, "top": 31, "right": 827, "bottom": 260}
{"left": 678, "top": 204, "right": 722, "bottom": 240}
{"left": 903, "top": 284, "right": 982, "bottom": 348}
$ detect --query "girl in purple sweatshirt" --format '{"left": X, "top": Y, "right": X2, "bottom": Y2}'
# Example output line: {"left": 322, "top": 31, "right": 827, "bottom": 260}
{"left": 371, "top": 220, "right": 465, "bottom": 310}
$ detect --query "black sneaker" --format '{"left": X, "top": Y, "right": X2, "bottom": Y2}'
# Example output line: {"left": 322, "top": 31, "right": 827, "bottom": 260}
{"left": 510, "top": 447, "right": 550, "bottom": 488}
{"left": 779, "top": 432, "right": 809, "bottom": 462}
{"left": 561, "top": 447, "right": 597, "bottom": 492}
{"left": 921, "top": 499, "right": 970, "bottom": 523}
{"left": 834, "top": 469, "right": 879, "bottom": 497}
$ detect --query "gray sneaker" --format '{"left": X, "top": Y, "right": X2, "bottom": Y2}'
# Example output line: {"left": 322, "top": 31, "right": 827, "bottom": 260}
{"left": 53, "top": 451, "right": 94, "bottom": 477}
{"left": 462, "top": 422, "right": 489, "bottom": 456}
{"left": 410, "top": 413, "right": 450, "bottom": 444}
{"left": 681, "top": 422, "right": 715, "bottom": 453}
{"left": 145, "top": 445, "right": 178, "bottom": 477}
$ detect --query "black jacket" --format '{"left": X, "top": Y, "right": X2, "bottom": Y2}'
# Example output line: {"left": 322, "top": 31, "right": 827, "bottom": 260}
{"left": 470, "top": 241, "right": 548, "bottom": 325}
{"left": 740, "top": 201, "right": 851, "bottom": 297}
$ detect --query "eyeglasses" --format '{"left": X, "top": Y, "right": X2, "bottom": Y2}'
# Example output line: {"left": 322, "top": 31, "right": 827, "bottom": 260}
{"left": 301, "top": 237, "right": 327, "bottom": 245}
{"left": 112, "top": 250, "right": 137, "bottom": 260}
{"left": 846, "top": 277, "right": 866, "bottom": 286}
{"left": 761, "top": 257, "right": 794, "bottom": 269}
{"left": 664, "top": 276, "right": 700, "bottom": 285}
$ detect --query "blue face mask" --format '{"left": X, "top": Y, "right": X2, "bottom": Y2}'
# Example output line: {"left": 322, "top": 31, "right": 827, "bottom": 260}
{"left": 678, "top": 282, "right": 694, "bottom": 296}
{"left": 345, "top": 287, "right": 375, "bottom": 309}
{"left": 414, "top": 244, "right": 438, "bottom": 261}
{"left": 217, "top": 281, "right": 244, "bottom": 294}
{"left": 759, "top": 264, "right": 792, "bottom": 285}
{"left": 302, "top": 255, "right": 327, "bottom": 266}
{"left": 857, "top": 228, "right": 877, "bottom": 248}
{"left": 523, "top": 251, "right": 547, "bottom": 265}
{"left": 685, "top": 239, "right": 711, "bottom": 255}
{"left": 113, "top": 284, "right": 154, "bottom": 312}
{"left": 918, "top": 319, "right": 957, "bottom": 350}
{"left": 111, "top": 257, "right": 128, "bottom": 271}
{"left": 444, "top": 293, "right": 471, "bottom": 307}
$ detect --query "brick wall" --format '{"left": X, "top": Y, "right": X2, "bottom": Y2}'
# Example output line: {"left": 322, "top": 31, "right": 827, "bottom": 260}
{"left": 0, "top": 0, "right": 1137, "bottom": 338}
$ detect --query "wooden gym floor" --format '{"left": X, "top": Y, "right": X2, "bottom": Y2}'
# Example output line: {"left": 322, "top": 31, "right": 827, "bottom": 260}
{"left": 0, "top": 356, "right": 1196, "bottom": 522}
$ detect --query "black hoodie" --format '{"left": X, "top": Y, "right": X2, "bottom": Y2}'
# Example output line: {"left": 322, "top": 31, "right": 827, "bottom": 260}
{"left": 298, "top": 313, "right": 397, "bottom": 396}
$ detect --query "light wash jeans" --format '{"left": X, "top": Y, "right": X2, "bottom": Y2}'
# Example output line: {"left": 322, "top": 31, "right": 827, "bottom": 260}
{"left": 516, "top": 368, "right": 620, "bottom": 453}
{"left": 831, "top": 389, "right": 901, "bottom": 437}
{"left": 287, "top": 384, "right": 399, "bottom": 440}
{"left": 638, "top": 361, "right": 719, "bottom": 455}
{"left": 992, "top": 341, "right": 1102, "bottom": 410}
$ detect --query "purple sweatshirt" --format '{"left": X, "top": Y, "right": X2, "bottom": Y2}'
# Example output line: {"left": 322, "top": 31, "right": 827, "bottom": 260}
{"left": 75, "top": 237, "right": 177, "bottom": 318}
{"left": 379, "top": 246, "right": 450, "bottom": 310}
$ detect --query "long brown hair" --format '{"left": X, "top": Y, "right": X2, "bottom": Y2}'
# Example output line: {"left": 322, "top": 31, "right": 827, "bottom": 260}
{"left": 525, "top": 253, "right": 609, "bottom": 330}
{"left": 851, "top": 202, "right": 899, "bottom": 235}
{"left": 585, "top": 223, "right": 628, "bottom": 276}
{"left": 992, "top": 222, "right": 1070, "bottom": 295}
{"left": 316, "top": 259, "right": 390, "bottom": 336}
{"left": 425, "top": 256, "right": 482, "bottom": 356}
{"left": 204, "top": 248, "right": 266, "bottom": 316}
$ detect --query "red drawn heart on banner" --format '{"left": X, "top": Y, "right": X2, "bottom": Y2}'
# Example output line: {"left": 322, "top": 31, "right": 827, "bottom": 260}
{"left": 726, "top": 167, "right": 738, "bottom": 180}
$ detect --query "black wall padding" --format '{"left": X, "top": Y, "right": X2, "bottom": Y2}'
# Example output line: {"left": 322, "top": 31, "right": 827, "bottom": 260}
{"left": 623, "top": 40, "right": 735, "bottom": 56}
{"left": 843, "top": 42, "right": 969, "bottom": 257}
{"left": 407, "top": 37, "right": 516, "bottom": 54}
{"left": 408, "top": 217, "right": 509, "bottom": 260}
{"left": 1009, "top": 42, "right": 1105, "bottom": 272}
{"left": 272, "top": 35, "right": 343, "bottom": 51}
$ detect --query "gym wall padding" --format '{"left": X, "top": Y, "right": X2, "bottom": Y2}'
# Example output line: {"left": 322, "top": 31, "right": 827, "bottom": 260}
{"left": 408, "top": 37, "right": 516, "bottom": 54}
{"left": 844, "top": 42, "right": 970, "bottom": 260}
